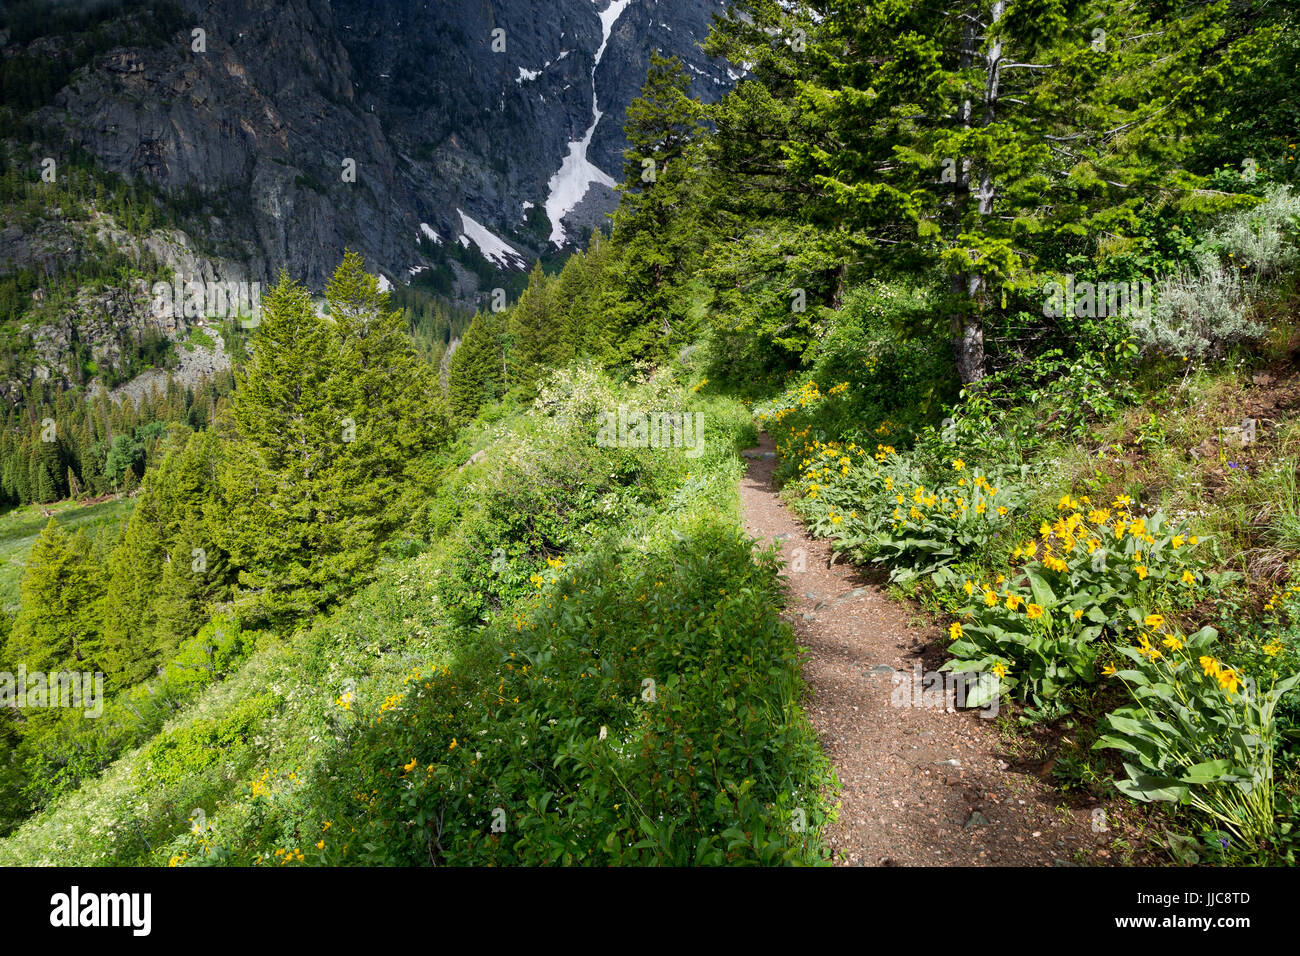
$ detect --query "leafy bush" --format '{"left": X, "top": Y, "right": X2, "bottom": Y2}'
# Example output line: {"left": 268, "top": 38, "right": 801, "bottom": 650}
{"left": 430, "top": 365, "right": 716, "bottom": 628}
{"left": 1100, "top": 624, "right": 1299, "bottom": 852}
{"left": 303, "top": 518, "right": 834, "bottom": 865}
{"left": 137, "top": 694, "right": 278, "bottom": 790}
{"left": 803, "top": 282, "right": 950, "bottom": 428}
{"left": 936, "top": 494, "right": 1215, "bottom": 711}
{"left": 750, "top": 284, "right": 951, "bottom": 456}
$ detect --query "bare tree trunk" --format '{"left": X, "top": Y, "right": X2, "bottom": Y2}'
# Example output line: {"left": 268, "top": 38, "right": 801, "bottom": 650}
{"left": 952, "top": 273, "right": 986, "bottom": 384}
{"left": 949, "top": 1, "right": 1003, "bottom": 385}
{"left": 949, "top": 8, "right": 978, "bottom": 384}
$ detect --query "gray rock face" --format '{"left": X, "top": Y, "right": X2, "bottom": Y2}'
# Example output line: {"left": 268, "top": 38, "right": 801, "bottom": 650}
{"left": 37, "top": 0, "right": 730, "bottom": 289}
{"left": 48, "top": 0, "right": 404, "bottom": 286}
{"left": 0, "top": 196, "right": 238, "bottom": 401}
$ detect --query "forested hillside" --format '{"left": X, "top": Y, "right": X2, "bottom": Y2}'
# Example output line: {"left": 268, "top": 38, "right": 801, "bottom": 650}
{"left": 1, "top": 0, "right": 1298, "bottom": 871}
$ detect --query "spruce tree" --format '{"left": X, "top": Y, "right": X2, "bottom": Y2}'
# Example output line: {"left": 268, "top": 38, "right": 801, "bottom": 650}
{"left": 6, "top": 520, "right": 103, "bottom": 673}
{"left": 324, "top": 251, "right": 449, "bottom": 563}
{"left": 606, "top": 52, "right": 707, "bottom": 362}
{"left": 506, "top": 264, "right": 559, "bottom": 390}
{"left": 782, "top": 0, "right": 1254, "bottom": 382}
{"left": 215, "top": 272, "right": 337, "bottom": 623}
{"left": 217, "top": 257, "right": 448, "bottom": 625}
{"left": 151, "top": 505, "right": 227, "bottom": 662}
{"left": 99, "top": 426, "right": 232, "bottom": 664}
{"left": 99, "top": 455, "right": 169, "bottom": 683}
{"left": 447, "top": 310, "right": 506, "bottom": 423}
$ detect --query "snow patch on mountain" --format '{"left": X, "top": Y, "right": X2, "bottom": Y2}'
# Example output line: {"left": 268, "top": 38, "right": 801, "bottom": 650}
{"left": 457, "top": 208, "right": 528, "bottom": 269}
{"left": 543, "top": 0, "right": 632, "bottom": 245}
{"left": 596, "top": 0, "right": 632, "bottom": 63}
{"left": 543, "top": 126, "right": 616, "bottom": 246}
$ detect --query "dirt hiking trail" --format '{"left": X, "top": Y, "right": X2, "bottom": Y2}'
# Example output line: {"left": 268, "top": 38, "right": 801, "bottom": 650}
{"left": 740, "top": 433, "right": 1123, "bottom": 866}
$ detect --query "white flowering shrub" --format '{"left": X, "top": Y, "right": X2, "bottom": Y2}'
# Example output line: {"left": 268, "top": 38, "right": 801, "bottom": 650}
{"left": 531, "top": 363, "right": 624, "bottom": 434}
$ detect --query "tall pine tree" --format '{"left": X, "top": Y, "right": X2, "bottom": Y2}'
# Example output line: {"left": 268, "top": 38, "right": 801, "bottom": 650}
{"left": 216, "top": 256, "right": 449, "bottom": 624}
{"left": 6, "top": 520, "right": 102, "bottom": 673}
{"left": 606, "top": 52, "right": 708, "bottom": 362}
{"left": 783, "top": 0, "right": 1255, "bottom": 382}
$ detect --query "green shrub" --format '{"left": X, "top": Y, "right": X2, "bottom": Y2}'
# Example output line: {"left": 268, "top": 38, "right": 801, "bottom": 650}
{"left": 138, "top": 693, "right": 278, "bottom": 789}
{"left": 936, "top": 495, "right": 1217, "bottom": 713}
{"left": 1100, "top": 624, "right": 1299, "bottom": 853}
{"left": 304, "top": 518, "right": 834, "bottom": 865}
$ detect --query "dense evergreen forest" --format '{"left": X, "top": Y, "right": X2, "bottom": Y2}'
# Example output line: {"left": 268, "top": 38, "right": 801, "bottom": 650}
{"left": 1, "top": 0, "right": 1299, "bottom": 873}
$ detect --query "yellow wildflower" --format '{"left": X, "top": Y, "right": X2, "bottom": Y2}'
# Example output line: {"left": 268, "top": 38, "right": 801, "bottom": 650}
{"left": 1217, "top": 668, "right": 1241, "bottom": 695}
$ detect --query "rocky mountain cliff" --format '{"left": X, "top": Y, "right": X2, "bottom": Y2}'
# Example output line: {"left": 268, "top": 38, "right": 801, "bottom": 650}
{"left": 23, "top": 0, "right": 732, "bottom": 292}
